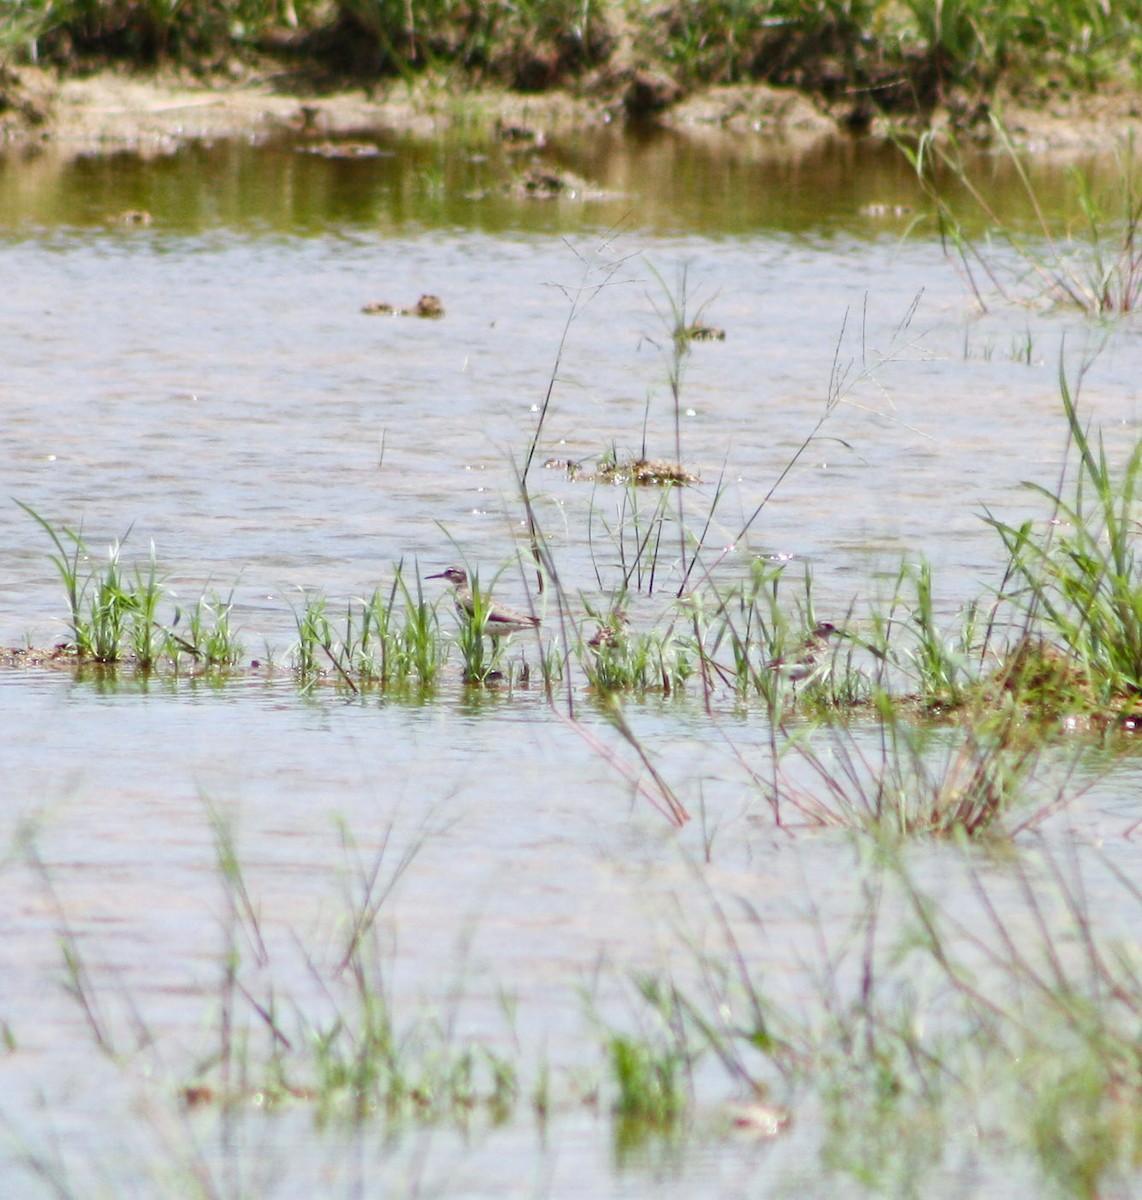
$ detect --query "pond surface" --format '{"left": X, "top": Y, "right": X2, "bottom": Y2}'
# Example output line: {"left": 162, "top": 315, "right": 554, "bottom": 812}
{"left": 2, "top": 119, "right": 1142, "bottom": 1198}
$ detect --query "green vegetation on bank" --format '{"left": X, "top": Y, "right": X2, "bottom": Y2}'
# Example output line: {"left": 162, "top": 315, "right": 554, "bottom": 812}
{"left": 2, "top": 0, "right": 1142, "bottom": 120}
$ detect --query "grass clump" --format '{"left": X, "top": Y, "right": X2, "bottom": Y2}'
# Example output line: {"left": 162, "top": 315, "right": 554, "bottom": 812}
{"left": 608, "top": 1031, "right": 686, "bottom": 1133}
{"left": 983, "top": 635, "right": 1093, "bottom": 720}
{"left": 3, "top": 0, "right": 311, "bottom": 67}
{"left": 290, "top": 565, "right": 443, "bottom": 692}
{"left": 581, "top": 599, "right": 693, "bottom": 695}
{"left": 331, "top": 0, "right": 612, "bottom": 88}
{"left": 590, "top": 972, "right": 694, "bottom": 1145}
{"left": 776, "top": 703, "right": 1059, "bottom": 837}
{"left": 29, "top": 807, "right": 523, "bottom": 1132}
{"left": 615, "top": 850, "right": 1142, "bottom": 1196}
{"left": 887, "top": 559, "right": 977, "bottom": 711}
{"left": 2, "top": 0, "right": 614, "bottom": 90}
{"left": 16, "top": 501, "right": 243, "bottom": 671}
{"left": 986, "top": 360, "right": 1142, "bottom": 710}
{"left": 178, "top": 588, "right": 244, "bottom": 669}
{"left": 896, "top": 850, "right": 1142, "bottom": 1199}
{"left": 302, "top": 989, "right": 519, "bottom": 1125}
{"left": 289, "top": 562, "right": 548, "bottom": 692}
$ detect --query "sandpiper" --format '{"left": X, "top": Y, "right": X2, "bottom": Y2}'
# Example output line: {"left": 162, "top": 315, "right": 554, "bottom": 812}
{"left": 428, "top": 566, "right": 540, "bottom": 637}
{"left": 587, "top": 607, "right": 629, "bottom": 652}
{"left": 764, "top": 621, "right": 838, "bottom": 684}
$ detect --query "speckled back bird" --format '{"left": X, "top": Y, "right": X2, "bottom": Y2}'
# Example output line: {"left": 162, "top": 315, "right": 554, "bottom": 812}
{"left": 764, "top": 621, "right": 838, "bottom": 683}
{"left": 428, "top": 566, "right": 540, "bottom": 637}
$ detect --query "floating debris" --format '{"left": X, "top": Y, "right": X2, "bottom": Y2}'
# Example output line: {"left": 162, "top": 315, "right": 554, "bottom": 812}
{"left": 302, "top": 141, "right": 387, "bottom": 159}
{"left": 543, "top": 457, "right": 584, "bottom": 479}
{"left": 506, "top": 165, "right": 625, "bottom": 202}
{"left": 597, "top": 456, "right": 699, "bottom": 486}
{"left": 1, "top": 644, "right": 76, "bottom": 668}
{"left": 859, "top": 203, "right": 914, "bottom": 217}
{"left": 727, "top": 1101, "right": 791, "bottom": 1138}
{"left": 513, "top": 166, "right": 591, "bottom": 199}
{"left": 542, "top": 455, "right": 696, "bottom": 485}
{"left": 362, "top": 294, "right": 444, "bottom": 318}
{"left": 497, "top": 121, "right": 545, "bottom": 149}
{"left": 677, "top": 323, "right": 725, "bottom": 343}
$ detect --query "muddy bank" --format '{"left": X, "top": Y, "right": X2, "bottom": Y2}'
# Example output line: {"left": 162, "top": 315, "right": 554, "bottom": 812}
{"left": 0, "top": 62, "right": 839, "bottom": 155}
{"left": 2, "top": 61, "right": 1140, "bottom": 161}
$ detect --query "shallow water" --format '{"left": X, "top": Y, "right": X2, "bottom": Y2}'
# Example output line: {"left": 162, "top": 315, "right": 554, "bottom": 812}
{"left": 4, "top": 223, "right": 1138, "bottom": 646}
{"left": 2, "top": 122, "right": 1142, "bottom": 1198}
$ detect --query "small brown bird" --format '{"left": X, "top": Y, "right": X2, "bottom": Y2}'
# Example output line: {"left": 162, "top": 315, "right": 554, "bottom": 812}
{"left": 428, "top": 566, "right": 540, "bottom": 637}
{"left": 764, "top": 621, "right": 838, "bottom": 683}
{"left": 587, "top": 607, "right": 629, "bottom": 652}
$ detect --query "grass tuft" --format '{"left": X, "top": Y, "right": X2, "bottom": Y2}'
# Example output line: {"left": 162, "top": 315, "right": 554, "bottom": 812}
{"left": 16, "top": 501, "right": 244, "bottom": 672}
{"left": 290, "top": 564, "right": 444, "bottom": 691}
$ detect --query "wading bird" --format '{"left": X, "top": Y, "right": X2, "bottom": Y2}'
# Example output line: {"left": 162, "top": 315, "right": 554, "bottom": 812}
{"left": 427, "top": 566, "right": 540, "bottom": 637}
{"left": 764, "top": 621, "right": 838, "bottom": 684}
